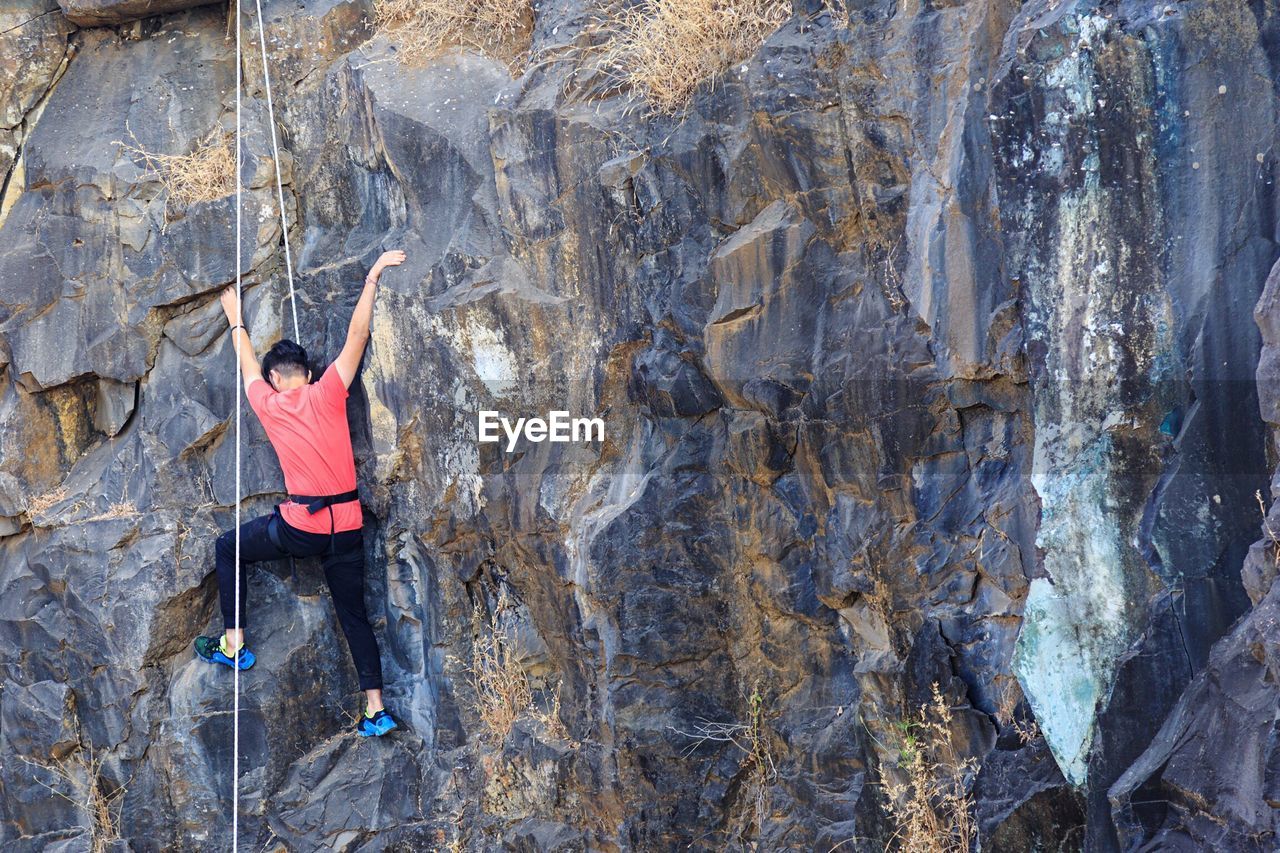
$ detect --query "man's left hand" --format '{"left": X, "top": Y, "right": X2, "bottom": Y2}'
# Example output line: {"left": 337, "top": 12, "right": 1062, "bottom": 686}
{"left": 367, "top": 250, "right": 406, "bottom": 284}
{"left": 374, "top": 250, "right": 407, "bottom": 272}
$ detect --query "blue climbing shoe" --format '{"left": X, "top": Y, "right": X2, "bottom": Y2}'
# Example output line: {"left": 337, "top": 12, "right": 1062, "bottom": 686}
{"left": 194, "top": 635, "right": 256, "bottom": 670}
{"left": 357, "top": 709, "right": 398, "bottom": 737}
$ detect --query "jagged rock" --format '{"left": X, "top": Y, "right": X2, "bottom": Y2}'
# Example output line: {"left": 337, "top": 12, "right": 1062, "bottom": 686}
{"left": 974, "top": 739, "right": 1085, "bottom": 850}
{"left": 992, "top": 3, "right": 1275, "bottom": 844}
{"left": 1, "top": 0, "right": 1279, "bottom": 849}
{"left": 57, "top": 0, "right": 219, "bottom": 27}
{"left": 1109, "top": 573, "right": 1280, "bottom": 851}
{"left": 629, "top": 331, "right": 723, "bottom": 418}
{"left": 0, "top": 679, "right": 78, "bottom": 759}
{"left": 267, "top": 734, "right": 430, "bottom": 848}
{"left": 1107, "top": 251, "right": 1280, "bottom": 851}
{"left": 0, "top": 1, "right": 72, "bottom": 186}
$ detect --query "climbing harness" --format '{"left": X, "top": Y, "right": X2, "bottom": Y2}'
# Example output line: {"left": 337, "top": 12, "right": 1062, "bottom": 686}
{"left": 265, "top": 491, "right": 360, "bottom": 556}
{"left": 286, "top": 489, "right": 361, "bottom": 554}
{"left": 231, "top": 0, "right": 305, "bottom": 848}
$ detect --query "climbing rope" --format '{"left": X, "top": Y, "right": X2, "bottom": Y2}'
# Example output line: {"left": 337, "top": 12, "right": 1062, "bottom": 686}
{"left": 232, "top": 0, "right": 243, "bottom": 849}
{"left": 252, "top": 0, "right": 301, "bottom": 343}
{"left": 231, "top": 0, "right": 303, "bottom": 847}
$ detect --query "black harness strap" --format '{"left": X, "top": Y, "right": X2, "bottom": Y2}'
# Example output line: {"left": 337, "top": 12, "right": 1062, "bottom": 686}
{"left": 289, "top": 489, "right": 360, "bottom": 515}
{"left": 266, "top": 510, "right": 298, "bottom": 583}
{"left": 266, "top": 511, "right": 285, "bottom": 551}
{"left": 286, "top": 490, "right": 360, "bottom": 554}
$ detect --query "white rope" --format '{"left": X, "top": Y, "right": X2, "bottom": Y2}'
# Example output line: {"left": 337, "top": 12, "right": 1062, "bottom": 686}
{"left": 228, "top": 0, "right": 311, "bottom": 841}
{"left": 232, "top": 0, "right": 243, "bottom": 846}
{"left": 252, "top": 0, "right": 300, "bottom": 342}
{"left": 231, "top": 4, "right": 301, "bottom": 845}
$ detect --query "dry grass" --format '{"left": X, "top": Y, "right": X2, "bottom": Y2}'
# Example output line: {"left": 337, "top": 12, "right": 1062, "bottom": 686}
{"left": 116, "top": 126, "right": 235, "bottom": 227}
{"left": 464, "top": 585, "right": 532, "bottom": 744}
{"left": 20, "top": 749, "right": 125, "bottom": 853}
{"left": 452, "top": 584, "right": 571, "bottom": 747}
{"left": 25, "top": 488, "right": 139, "bottom": 528}
{"left": 993, "top": 677, "right": 1040, "bottom": 746}
{"left": 26, "top": 486, "right": 69, "bottom": 520}
{"left": 883, "top": 684, "right": 977, "bottom": 853}
{"left": 1257, "top": 489, "right": 1280, "bottom": 569}
{"left": 669, "top": 679, "right": 777, "bottom": 835}
{"left": 534, "top": 681, "right": 572, "bottom": 742}
{"left": 83, "top": 501, "right": 140, "bottom": 523}
{"left": 374, "top": 0, "right": 532, "bottom": 65}
{"left": 596, "top": 0, "right": 848, "bottom": 114}
{"left": 601, "top": 0, "right": 793, "bottom": 113}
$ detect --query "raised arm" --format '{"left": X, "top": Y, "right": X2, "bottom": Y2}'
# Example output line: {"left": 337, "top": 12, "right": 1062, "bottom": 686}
{"left": 220, "top": 287, "right": 262, "bottom": 393}
{"left": 334, "top": 250, "right": 405, "bottom": 388}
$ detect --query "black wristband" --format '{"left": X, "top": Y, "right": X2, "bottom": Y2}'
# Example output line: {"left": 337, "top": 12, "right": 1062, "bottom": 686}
{"left": 229, "top": 324, "right": 246, "bottom": 334}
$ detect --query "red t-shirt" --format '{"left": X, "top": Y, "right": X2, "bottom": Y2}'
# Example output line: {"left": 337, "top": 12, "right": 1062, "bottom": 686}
{"left": 247, "top": 363, "right": 362, "bottom": 534}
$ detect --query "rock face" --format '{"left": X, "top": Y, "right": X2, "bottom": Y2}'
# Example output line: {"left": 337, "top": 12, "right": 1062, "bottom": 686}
{"left": 1107, "top": 251, "right": 1280, "bottom": 853}
{"left": 57, "top": 0, "right": 221, "bottom": 27}
{"left": 994, "top": 6, "right": 1276, "bottom": 840}
{"left": 0, "top": 0, "right": 1277, "bottom": 850}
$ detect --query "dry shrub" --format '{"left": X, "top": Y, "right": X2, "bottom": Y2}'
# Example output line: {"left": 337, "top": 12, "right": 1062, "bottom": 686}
{"left": 1257, "top": 489, "right": 1280, "bottom": 569}
{"left": 116, "top": 127, "right": 235, "bottom": 227}
{"left": 883, "top": 684, "right": 977, "bottom": 853}
{"left": 993, "top": 677, "right": 1040, "bottom": 746}
{"left": 453, "top": 584, "right": 570, "bottom": 746}
{"left": 602, "top": 0, "right": 792, "bottom": 113}
{"left": 374, "top": 0, "right": 532, "bottom": 64}
{"left": 20, "top": 749, "right": 125, "bottom": 853}
{"left": 669, "top": 679, "right": 778, "bottom": 835}
{"left": 742, "top": 680, "right": 777, "bottom": 831}
{"left": 534, "top": 681, "right": 572, "bottom": 743}
{"left": 465, "top": 585, "right": 532, "bottom": 745}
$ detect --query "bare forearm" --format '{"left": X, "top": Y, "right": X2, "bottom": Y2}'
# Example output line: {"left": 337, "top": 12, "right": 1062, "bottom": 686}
{"left": 220, "top": 288, "right": 261, "bottom": 383}
{"left": 347, "top": 276, "right": 378, "bottom": 346}
{"left": 335, "top": 250, "right": 404, "bottom": 388}
{"left": 233, "top": 327, "right": 260, "bottom": 377}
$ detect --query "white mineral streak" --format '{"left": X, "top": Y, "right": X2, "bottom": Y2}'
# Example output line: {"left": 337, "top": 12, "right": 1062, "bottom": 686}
{"left": 1011, "top": 11, "right": 1142, "bottom": 787}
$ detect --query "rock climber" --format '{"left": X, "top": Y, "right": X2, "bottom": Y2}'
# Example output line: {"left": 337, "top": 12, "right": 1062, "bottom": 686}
{"left": 193, "top": 249, "right": 407, "bottom": 738}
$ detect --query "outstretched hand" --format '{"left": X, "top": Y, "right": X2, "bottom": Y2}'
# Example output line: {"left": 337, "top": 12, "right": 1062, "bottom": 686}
{"left": 375, "top": 250, "right": 406, "bottom": 271}
{"left": 367, "top": 250, "right": 406, "bottom": 284}
{"left": 343, "top": 250, "right": 404, "bottom": 388}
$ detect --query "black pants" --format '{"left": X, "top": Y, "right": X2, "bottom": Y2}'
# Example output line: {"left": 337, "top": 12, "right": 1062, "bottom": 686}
{"left": 215, "top": 507, "right": 384, "bottom": 691}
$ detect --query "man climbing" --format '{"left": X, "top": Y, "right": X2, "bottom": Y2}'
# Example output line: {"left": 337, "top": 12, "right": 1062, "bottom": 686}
{"left": 193, "top": 249, "right": 407, "bottom": 738}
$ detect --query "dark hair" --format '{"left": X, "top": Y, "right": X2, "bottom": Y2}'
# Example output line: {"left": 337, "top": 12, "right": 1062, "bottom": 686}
{"left": 261, "top": 339, "right": 310, "bottom": 389}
